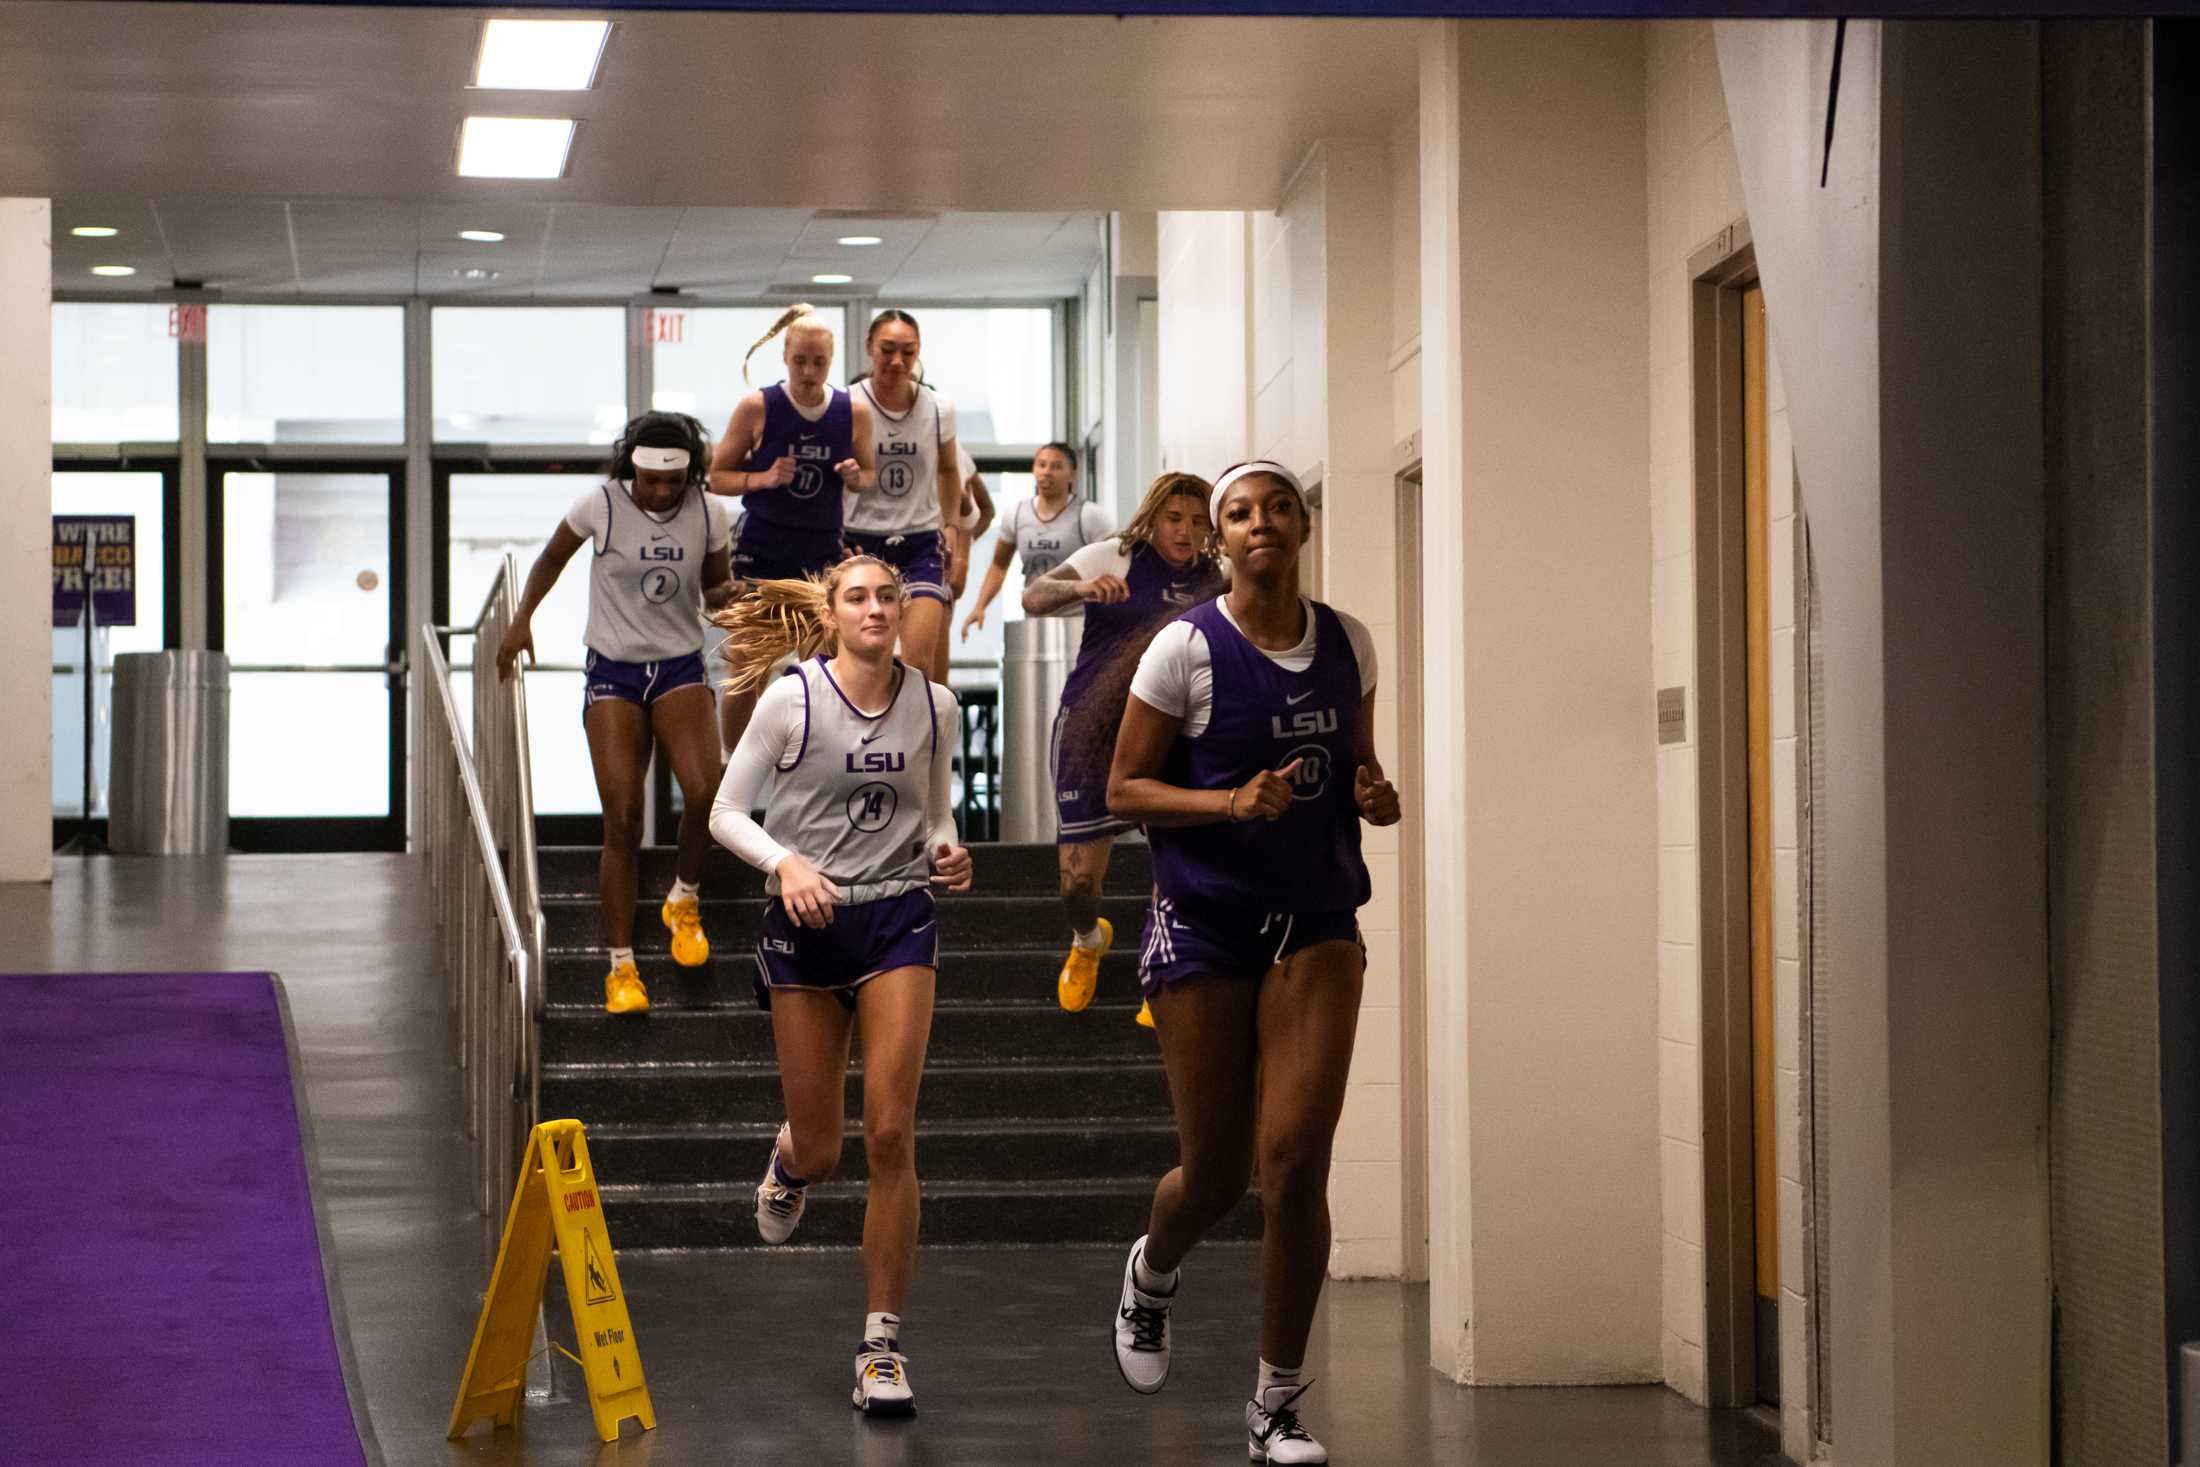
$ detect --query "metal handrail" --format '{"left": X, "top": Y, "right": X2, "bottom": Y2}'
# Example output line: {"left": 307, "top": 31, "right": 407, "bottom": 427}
{"left": 418, "top": 554, "right": 546, "bottom": 1216}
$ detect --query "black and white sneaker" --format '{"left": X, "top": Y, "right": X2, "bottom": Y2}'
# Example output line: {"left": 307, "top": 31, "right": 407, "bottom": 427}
{"left": 754, "top": 1123, "right": 806, "bottom": 1244}
{"left": 852, "top": 1349, "right": 915, "bottom": 1417}
{"left": 1112, "top": 1234, "right": 1175, "bottom": 1395}
{"left": 1246, "top": 1381, "right": 1326, "bottom": 1464}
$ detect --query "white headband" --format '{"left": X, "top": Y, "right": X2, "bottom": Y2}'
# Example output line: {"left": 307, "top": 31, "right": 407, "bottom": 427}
{"left": 1208, "top": 460, "right": 1306, "bottom": 525}
{"left": 632, "top": 446, "right": 691, "bottom": 472}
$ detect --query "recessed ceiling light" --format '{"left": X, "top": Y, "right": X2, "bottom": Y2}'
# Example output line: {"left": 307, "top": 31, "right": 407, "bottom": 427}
{"left": 474, "top": 19, "right": 610, "bottom": 91}
{"left": 457, "top": 116, "right": 576, "bottom": 180}
{"left": 837, "top": 235, "right": 883, "bottom": 247}
{"left": 454, "top": 267, "right": 501, "bottom": 282}
{"left": 71, "top": 225, "right": 119, "bottom": 239}
{"left": 812, "top": 273, "right": 853, "bottom": 286}
{"left": 458, "top": 229, "right": 506, "bottom": 244}
{"left": 89, "top": 265, "right": 136, "bottom": 277}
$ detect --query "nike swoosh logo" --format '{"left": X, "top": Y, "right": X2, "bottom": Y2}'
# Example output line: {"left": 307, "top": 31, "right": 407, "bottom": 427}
{"left": 649, "top": 531, "right": 670, "bottom": 541}
{"left": 1286, "top": 690, "right": 1315, "bottom": 706}
{"left": 862, "top": 731, "right": 885, "bottom": 744}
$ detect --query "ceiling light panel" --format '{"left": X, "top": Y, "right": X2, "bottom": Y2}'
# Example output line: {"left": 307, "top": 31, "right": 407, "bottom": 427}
{"left": 458, "top": 229, "right": 505, "bottom": 243}
{"left": 457, "top": 117, "right": 576, "bottom": 180}
{"left": 811, "top": 273, "right": 853, "bottom": 285}
{"left": 71, "top": 225, "right": 118, "bottom": 238}
{"left": 89, "top": 265, "right": 136, "bottom": 277}
{"left": 837, "top": 235, "right": 882, "bottom": 247}
{"left": 473, "top": 19, "right": 609, "bottom": 91}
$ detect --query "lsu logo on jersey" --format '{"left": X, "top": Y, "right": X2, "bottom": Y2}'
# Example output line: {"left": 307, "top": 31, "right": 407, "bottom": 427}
{"left": 845, "top": 751, "right": 907, "bottom": 774}
{"left": 1162, "top": 583, "right": 1202, "bottom": 607}
{"left": 1269, "top": 707, "right": 1339, "bottom": 739}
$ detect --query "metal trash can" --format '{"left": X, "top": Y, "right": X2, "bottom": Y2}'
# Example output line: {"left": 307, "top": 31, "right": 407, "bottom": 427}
{"left": 110, "top": 651, "right": 230, "bottom": 855}
{"left": 999, "top": 615, "right": 1080, "bottom": 843}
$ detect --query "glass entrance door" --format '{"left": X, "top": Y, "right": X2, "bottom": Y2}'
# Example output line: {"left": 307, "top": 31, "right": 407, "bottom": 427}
{"left": 210, "top": 464, "right": 405, "bottom": 850}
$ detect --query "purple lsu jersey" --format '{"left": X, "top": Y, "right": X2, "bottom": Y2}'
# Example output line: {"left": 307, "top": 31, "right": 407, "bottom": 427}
{"left": 736, "top": 384, "right": 854, "bottom": 566}
{"left": 1057, "top": 542, "right": 1225, "bottom": 712}
{"left": 1148, "top": 598, "right": 1371, "bottom": 914}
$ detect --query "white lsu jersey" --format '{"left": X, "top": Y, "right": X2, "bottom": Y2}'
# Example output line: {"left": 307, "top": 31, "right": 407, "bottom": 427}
{"left": 564, "top": 482, "right": 731, "bottom": 663}
{"left": 845, "top": 380, "right": 956, "bottom": 538}
{"left": 1009, "top": 496, "right": 1112, "bottom": 578}
{"left": 762, "top": 658, "right": 948, "bottom": 900}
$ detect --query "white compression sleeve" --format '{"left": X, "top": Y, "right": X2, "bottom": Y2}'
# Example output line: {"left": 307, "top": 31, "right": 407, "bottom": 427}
{"left": 708, "top": 678, "right": 800, "bottom": 875}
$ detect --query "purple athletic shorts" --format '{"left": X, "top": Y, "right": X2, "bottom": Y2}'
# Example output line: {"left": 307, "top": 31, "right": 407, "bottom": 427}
{"left": 1135, "top": 894, "right": 1363, "bottom": 996}
{"left": 582, "top": 648, "right": 708, "bottom": 716}
{"left": 752, "top": 888, "right": 939, "bottom": 1010}
{"left": 844, "top": 529, "right": 949, "bottom": 604}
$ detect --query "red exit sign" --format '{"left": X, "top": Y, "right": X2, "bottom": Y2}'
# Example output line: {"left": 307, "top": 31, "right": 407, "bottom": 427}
{"left": 647, "top": 309, "right": 685, "bottom": 345}
{"left": 168, "top": 305, "right": 207, "bottom": 343}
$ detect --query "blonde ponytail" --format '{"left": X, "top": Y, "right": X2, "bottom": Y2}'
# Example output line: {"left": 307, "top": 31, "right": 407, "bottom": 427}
{"left": 710, "top": 555, "right": 902, "bottom": 693}
{"left": 743, "top": 303, "right": 835, "bottom": 384}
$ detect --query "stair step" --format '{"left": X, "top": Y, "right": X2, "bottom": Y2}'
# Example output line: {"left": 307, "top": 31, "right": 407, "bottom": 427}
{"left": 544, "top": 893, "right": 1152, "bottom": 954}
{"left": 583, "top": 1118, "right": 1183, "bottom": 1189}
{"left": 595, "top": 1177, "right": 1262, "bottom": 1250}
{"left": 541, "top": 1059, "right": 1173, "bottom": 1127}
{"left": 536, "top": 840, "right": 1152, "bottom": 902}
{"left": 544, "top": 999, "right": 1159, "bottom": 1065}
{"left": 545, "top": 947, "right": 1141, "bottom": 1008}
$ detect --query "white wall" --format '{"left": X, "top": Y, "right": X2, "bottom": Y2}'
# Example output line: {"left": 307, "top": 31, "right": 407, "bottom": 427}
{"left": 1157, "top": 142, "right": 1414, "bottom": 1279}
{"left": 1156, "top": 212, "right": 1250, "bottom": 481}
{"left": 0, "top": 199, "right": 54, "bottom": 883}
{"left": 1419, "top": 21, "right": 1660, "bottom": 1384}
{"left": 1389, "top": 117, "right": 1421, "bottom": 454}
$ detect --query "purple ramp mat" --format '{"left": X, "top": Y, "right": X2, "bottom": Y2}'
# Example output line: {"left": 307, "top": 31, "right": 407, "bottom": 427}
{"left": 0, "top": 972, "right": 378, "bottom": 1466}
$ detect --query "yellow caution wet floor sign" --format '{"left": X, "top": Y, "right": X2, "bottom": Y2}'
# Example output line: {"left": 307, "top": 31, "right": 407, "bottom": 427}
{"left": 448, "top": 1119, "right": 656, "bottom": 1443}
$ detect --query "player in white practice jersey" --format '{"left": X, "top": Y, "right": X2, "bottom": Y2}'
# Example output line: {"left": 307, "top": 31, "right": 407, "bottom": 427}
{"left": 708, "top": 555, "right": 972, "bottom": 1420}
{"left": 498, "top": 412, "right": 734, "bottom": 1015}
{"left": 846, "top": 310, "right": 961, "bottom": 683}
{"left": 959, "top": 441, "right": 1114, "bottom": 642}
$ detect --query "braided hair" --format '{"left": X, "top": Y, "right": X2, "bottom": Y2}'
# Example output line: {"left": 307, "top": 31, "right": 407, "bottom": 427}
{"left": 607, "top": 410, "right": 712, "bottom": 491}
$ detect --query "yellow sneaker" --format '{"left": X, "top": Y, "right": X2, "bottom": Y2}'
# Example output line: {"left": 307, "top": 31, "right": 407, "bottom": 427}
{"left": 661, "top": 893, "right": 709, "bottom": 968}
{"left": 1058, "top": 917, "right": 1112, "bottom": 1014}
{"left": 1135, "top": 1000, "right": 1155, "bottom": 1029}
{"left": 604, "top": 959, "right": 650, "bottom": 1015}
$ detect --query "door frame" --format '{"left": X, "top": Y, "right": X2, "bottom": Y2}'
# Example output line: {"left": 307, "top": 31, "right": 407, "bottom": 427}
{"left": 1395, "top": 445, "right": 1431, "bottom": 1283}
{"left": 206, "top": 456, "right": 408, "bottom": 852}
{"left": 1688, "top": 223, "right": 1765, "bottom": 1409}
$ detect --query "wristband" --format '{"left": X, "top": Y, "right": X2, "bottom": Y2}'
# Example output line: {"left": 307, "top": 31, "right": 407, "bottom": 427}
{"left": 1226, "top": 786, "right": 1240, "bottom": 821}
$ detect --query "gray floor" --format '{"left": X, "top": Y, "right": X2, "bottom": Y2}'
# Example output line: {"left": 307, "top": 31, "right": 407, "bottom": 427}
{"left": 2, "top": 854, "right": 1789, "bottom": 1467}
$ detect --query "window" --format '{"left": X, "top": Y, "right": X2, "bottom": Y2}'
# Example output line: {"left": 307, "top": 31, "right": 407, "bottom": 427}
{"left": 53, "top": 304, "right": 179, "bottom": 442}
{"left": 432, "top": 306, "right": 625, "bottom": 444}
{"left": 221, "top": 472, "right": 394, "bottom": 818}
{"left": 871, "top": 306, "right": 1054, "bottom": 447}
{"left": 446, "top": 472, "right": 603, "bottom": 814}
{"left": 51, "top": 471, "right": 168, "bottom": 817}
{"left": 653, "top": 306, "right": 849, "bottom": 442}
{"left": 208, "top": 305, "right": 405, "bottom": 443}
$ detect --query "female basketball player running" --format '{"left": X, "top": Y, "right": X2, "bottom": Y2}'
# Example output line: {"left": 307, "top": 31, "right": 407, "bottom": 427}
{"left": 497, "top": 412, "right": 734, "bottom": 1015}
{"left": 708, "top": 555, "right": 971, "bottom": 1419}
{"left": 957, "top": 441, "right": 1113, "bottom": 643}
{"left": 1024, "top": 472, "right": 1222, "bottom": 1028}
{"left": 1104, "top": 461, "right": 1398, "bottom": 1465}
{"left": 847, "top": 310, "right": 961, "bottom": 683}
{"left": 708, "top": 304, "right": 873, "bottom": 753}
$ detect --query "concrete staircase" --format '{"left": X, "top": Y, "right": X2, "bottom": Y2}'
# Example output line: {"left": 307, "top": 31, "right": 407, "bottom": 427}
{"left": 535, "top": 840, "right": 1261, "bottom": 1249}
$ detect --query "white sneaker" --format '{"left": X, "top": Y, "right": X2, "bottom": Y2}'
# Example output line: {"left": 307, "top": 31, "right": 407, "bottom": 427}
{"left": 1246, "top": 1382, "right": 1326, "bottom": 1464}
{"left": 754, "top": 1124, "right": 806, "bottom": 1245}
{"left": 1112, "top": 1235, "right": 1175, "bottom": 1395}
{"left": 852, "top": 1349, "right": 915, "bottom": 1417}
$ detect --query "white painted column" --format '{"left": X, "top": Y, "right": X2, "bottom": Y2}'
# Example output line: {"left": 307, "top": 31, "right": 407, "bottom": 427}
{"left": 0, "top": 199, "right": 54, "bottom": 883}
{"left": 1418, "top": 22, "right": 1661, "bottom": 1383}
